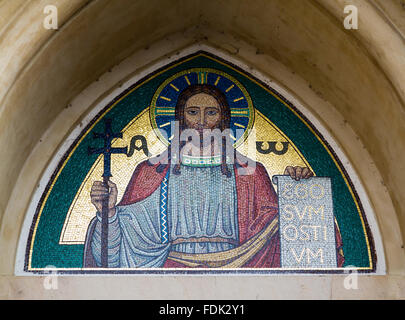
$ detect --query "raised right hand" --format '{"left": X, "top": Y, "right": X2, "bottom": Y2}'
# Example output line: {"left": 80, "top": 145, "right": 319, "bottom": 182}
{"left": 90, "top": 180, "right": 118, "bottom": 217}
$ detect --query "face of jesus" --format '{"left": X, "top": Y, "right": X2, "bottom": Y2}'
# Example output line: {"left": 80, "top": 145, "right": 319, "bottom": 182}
{"left": 184, "top": 93, "right": 222, "bottom": 133}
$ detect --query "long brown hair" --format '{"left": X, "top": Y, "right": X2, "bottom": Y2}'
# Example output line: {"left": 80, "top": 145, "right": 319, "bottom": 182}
{"left": 169, "top": 84, "right": 233, "bottom": 177}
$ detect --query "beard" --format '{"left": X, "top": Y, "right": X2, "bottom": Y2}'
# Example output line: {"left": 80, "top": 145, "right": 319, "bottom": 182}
{"left": 184, "top": 125, "right": 221, "bottom": 150}
{"left": 180, "top": 126, "right": 233, "bottom": 160}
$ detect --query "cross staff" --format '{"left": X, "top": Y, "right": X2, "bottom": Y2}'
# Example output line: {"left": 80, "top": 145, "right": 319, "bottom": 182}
{"left": 88, "top": 118, "right": 127, "bottom": 268}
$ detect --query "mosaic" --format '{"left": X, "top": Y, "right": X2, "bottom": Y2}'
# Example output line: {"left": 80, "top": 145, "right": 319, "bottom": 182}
{"left": 24, "top": 51, "right": 376, "bottom": 274}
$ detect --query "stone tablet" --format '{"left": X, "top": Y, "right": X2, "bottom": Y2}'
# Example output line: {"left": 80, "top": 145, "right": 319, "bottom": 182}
{"left": 273, "top": 175, "right": 338, "bottom": 269}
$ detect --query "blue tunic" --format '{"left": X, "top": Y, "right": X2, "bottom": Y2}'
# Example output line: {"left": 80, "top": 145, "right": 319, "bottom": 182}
{"left": 90, "top": 164, "right": 239, "bottom": 268}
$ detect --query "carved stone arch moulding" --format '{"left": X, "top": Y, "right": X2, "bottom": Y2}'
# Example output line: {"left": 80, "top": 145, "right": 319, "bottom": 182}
{"left": 16, "top": 49, "right": 383, "bottom": 275}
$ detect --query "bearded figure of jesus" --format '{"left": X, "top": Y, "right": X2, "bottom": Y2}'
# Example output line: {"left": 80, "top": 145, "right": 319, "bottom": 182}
{"left": 83, "top": 84, "right": 344, "bottom": 268}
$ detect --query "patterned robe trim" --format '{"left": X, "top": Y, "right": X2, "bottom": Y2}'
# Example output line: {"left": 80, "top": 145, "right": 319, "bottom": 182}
{"left": 160, "top": 170, "right": 170, "bottom": 244}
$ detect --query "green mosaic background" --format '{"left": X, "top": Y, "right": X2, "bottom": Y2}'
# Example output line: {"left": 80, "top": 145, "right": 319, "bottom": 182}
{"left": 29, "top": 53, "right": 373, "bottom": 270}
